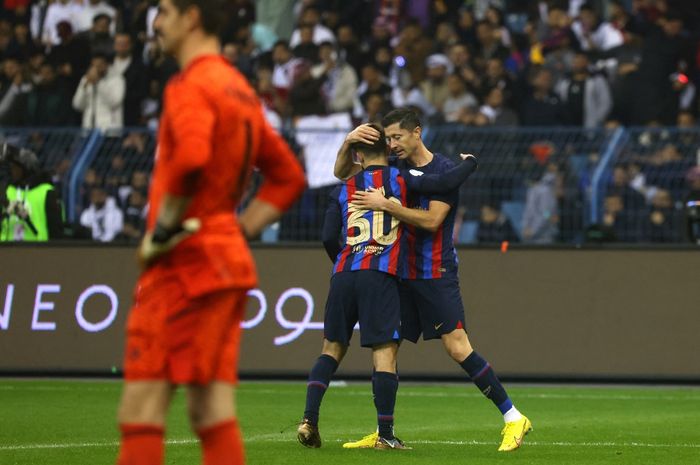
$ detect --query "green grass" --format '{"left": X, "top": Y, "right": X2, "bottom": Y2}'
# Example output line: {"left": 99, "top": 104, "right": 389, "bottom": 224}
{"left": 0, "top": 380, "right": 698, "bottom": 464}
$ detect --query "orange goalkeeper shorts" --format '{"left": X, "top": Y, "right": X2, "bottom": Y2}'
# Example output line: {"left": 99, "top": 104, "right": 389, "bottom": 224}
{"left": 123, "top": 270, "right": 248, "bottom": 385}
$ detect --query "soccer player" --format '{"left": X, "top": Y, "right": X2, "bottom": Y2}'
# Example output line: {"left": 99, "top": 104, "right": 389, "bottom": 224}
{"left": 115, "top": 0, "right": 306, "bottom": 464}
{"left": 337, "top": 110, "right": 532, "bottom": 452}
{"left": 298, "top": 123, "right": 477, "bottom": 451}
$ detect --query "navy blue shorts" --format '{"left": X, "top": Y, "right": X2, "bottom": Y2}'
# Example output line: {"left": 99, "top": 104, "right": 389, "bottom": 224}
{"left": 399, "top": 276, "right": 466, "bottom": 343}
{"left": 324, "top": 270, "right": 401, "bottom": 348}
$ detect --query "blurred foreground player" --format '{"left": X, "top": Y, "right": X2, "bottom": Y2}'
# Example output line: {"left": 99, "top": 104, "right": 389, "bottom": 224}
{"left": 115, "top": 0, "right": 306, "bottom": 463}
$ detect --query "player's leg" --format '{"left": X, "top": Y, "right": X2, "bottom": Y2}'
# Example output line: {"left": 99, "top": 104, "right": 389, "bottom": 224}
{"left": 116, "top": 381, "right": 174, "bottom": 465}
{"left": 371, "top": 342, "right": 406, "bottom": 449}
{"left": 357, "top": 271, "right": 407, "bottom": 450}
{"left": 299, "top": 272, "right": 355, "bottom": 447}
{"left": 117, "top": 273, "right": 179, "bottom": 465}
{"left": 299, "top": 338, "right": 347, "bottom": 447}
{"left": 442, "top": 327, "right": 519, "bottom": 418}
{"left": 442, "top": 329, "right": 532, "bottom": 451}
{"left": 343, "top": 278, "right": 418, "bottom": 449}
{"left": 169, "top": 288, "right": 247, "bottom": 463}
{"left": 411, "top": 277, "right": 532, "bottom": 451}
{"left": 186, "top": 381, "right": 243, "bottom": 465}
{"left": 424, "top": 276, "right": 531, "bottom": 451}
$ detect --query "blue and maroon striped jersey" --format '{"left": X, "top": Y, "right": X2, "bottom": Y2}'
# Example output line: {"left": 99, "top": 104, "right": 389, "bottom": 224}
{"left": 331, "top": 166, "right": 408, "bottom": 276}
{"left": 397, "top": 153, "right": 460, "bottom": 280}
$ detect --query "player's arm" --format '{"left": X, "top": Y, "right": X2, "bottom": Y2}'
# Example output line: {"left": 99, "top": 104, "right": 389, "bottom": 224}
{"left": 333, "top": 124, "right": 381, "bottom": 180}
{"left": 238, "top": 119, "right": 306, "bottom": 239}
{"left": 138, "top": 84, "right": 215, "bottom": 268}
{"left": 320, "top": 188, "right": 343, "bottom": 262}
{"left": 403, "top": 154, "right": 478, "bottom": 194}
{"left": 353, "top": 191, "right": 451, "bottom": 233}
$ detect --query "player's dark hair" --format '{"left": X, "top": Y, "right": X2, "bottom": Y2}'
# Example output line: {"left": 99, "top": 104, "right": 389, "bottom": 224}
{"left": 349, "top": 123, "right": 386, "bottom": 157}
{"left": 170, "top": 0, "right": 231, "bottom": 36}
{"left": 382, "top": 108, "right": 422, "bottom": 131}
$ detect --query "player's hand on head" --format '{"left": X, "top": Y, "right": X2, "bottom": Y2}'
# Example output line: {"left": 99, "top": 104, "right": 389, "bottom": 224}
{"left": 347, "top": 124, "right": 381, "bottom": 145}
{"left": 351, "top": 188, "right": 388, "bottom": 211}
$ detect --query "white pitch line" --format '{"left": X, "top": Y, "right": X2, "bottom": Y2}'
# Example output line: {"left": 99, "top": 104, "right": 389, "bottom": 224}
{"left": 1, "top": 385, "right": 699, "bottom": 402}
{"left": 1, "top": 436, "right": 699, "bottom": 452}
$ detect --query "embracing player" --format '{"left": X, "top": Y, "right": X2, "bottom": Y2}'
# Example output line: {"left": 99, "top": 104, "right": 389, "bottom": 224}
{"left": 298, "top": 123, "right": 478, "bottom": 450}
{"left": 337, "top": 109, "right": 532, "bottom": 452}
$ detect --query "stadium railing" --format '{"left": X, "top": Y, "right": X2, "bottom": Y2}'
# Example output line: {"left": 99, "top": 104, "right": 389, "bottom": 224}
{"left": 1, "top": 126, "right": 698, "bottom": 244}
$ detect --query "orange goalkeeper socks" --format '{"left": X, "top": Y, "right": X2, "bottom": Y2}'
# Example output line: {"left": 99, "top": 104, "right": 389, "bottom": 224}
{"left": 117, "top": 423, "right": 164, "bottom": 465}
{"left": 197, "top": 419, "right": 245, "bottom": 465}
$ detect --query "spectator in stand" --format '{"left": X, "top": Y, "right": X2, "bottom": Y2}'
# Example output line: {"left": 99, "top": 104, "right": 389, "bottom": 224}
{"left": 601, "top": 193, "right": 643, "bottom": 242}
{"left": 47, "top": 21, "right": 91, "bottom": 92}
{"left": 117, "top": 170, "right": 148, "bottom": 207}
{"left": 609, "top": 164, "right": 646, "bottom": 211}
{"left": 478, "top": 57, "right": 514, "bottom": 103}
{"left": 477, "top": 203, "right": 519, "bottom": 244}
{"left": 442, "top": 72, "right": 478, "bottom": 124}
{"left": 369, "top": 15, "right": 394, "bottom": 50}
{"left": 555, "top": 52, "right": 612, "bottom": 128}
{"left": 72, "top": 52, "right": 125, "bottom": 130}
{"left": 120, "top": 188, "right": 147, "bottom": 242}
{"left": 522, "top": 163, "right": 559, "bottom": 244}
{"left": 644, "top": 144, "right": 694, "bottom": 201}
{"left": 41, "top": 0, "right": 83, "bottom": 45}
{"left": 75, "top": 0, "right": 116, "bottom": 34}
{"left": 644, "top": 189, "right": 681, "bottom": 242}
{"left": 292, "top": 24, "right": 319, "bottom": 63}
{"left": 311, "top": 41, "right": 357, "bottom": 114}
{"left": 335, "top": 24, "right": 366, "bottom": 76}
{"left": 354, "top": 61, "right": 392, "bottom": 120}
{"left": 288, "top": 59, "right": 325, "bottom": 117}
{"left": 289, "top": 5, "right": 335, "bottom": 48}
{"left": 80, "top": 184, "right": 123, "bottom": 242}
{"left": 7, "top": 22, "right": 37, "bottom": 60}
{"left": 420, "top": 53, "right": 452, "bottom": 114}
{"left": 475, "top": 86, "right": 519, "bottom": 126}
{"left": 391, "top": 67, "right": 435, "bottom": 118}
{"left": 432, "top": 21, "right": 460, "bottom": 54}
{"left": 455, "top": 7, "right": 478, "bottom": 50}
{"left": 608, "top": 47, "right": 641, "bottom": 126}
{"left": 474, "top": 20, "right": 509, "bottom": 70}
{"left": 272, "top": 40, "right": 300, "bottom": 106}
{"left": 75, "top": 13, "right": 113, "bottom": 56}
{"left": 0, "top": 54, "right": 31, "bottom": 125}
{"left": 633, "top": 10, "right": 692, "bottom": 125}
{"left": 25, "top": 62, "right": 74, "bottom": 126}
{"left": 520, "top": 67, "right": 567, "bottom": 126}
{"left": 372, "top": 45, "right": 394, "bottom": 79}
{"left": 143, "top": 37, "right": 178, "bottom": 113}
{"left": 111, "top": 33, "right": 147, "bottom": 127}
{"left": 571, "top": 2, "right": 624, "bottom": 53}
{"left": 363, "top": 91, "right": 386, "bottom": 124}
{"left": 393, "top": 19, "right": 433, "bottom": 87}
{"left": 448, "top": 42, "right": 482, "bottom": 94}
{"left": 484, "top": 6, "right": 512, "bottom": 48}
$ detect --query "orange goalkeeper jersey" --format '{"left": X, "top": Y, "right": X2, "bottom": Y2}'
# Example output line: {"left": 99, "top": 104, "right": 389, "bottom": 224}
{"left": 145, "top": 54, "right": 306, "bottom": 296}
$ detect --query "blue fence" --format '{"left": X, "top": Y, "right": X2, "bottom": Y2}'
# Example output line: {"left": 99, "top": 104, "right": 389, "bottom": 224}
{"left": 2, "top": 126, "right": 698, "bottom": 244}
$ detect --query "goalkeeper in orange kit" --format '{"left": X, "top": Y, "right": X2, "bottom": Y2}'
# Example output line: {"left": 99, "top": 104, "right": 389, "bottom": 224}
{"left": 114, "top": 0, "right": 306, "bottom": 463}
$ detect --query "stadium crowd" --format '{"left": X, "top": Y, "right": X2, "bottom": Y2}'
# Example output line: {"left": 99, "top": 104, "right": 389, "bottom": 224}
{"left": 1, "top": 0, "right": 699, "bottom": 244}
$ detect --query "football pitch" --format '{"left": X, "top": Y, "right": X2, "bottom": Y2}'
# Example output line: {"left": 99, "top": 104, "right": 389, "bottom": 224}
{"left": 1, "top": 380, "right": 698, "bottom": 465}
